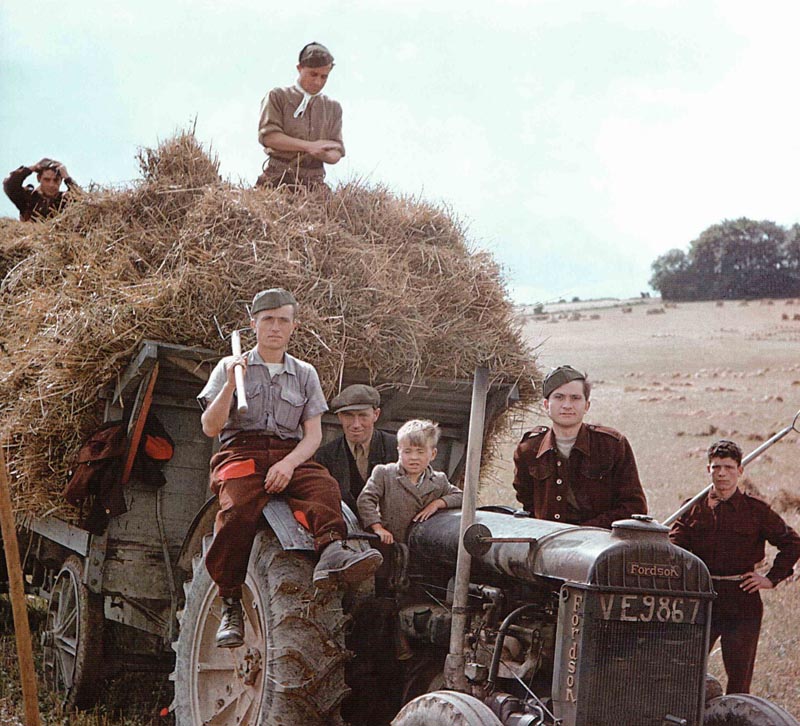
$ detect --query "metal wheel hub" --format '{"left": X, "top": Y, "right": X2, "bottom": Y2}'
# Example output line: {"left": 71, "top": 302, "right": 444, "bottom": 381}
{"left": 237, "top": 647, "right": 262, "bottom": 686}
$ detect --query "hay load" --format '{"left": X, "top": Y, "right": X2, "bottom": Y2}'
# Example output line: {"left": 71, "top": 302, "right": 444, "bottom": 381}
{"left": 0, "top": 131, "right": 537, "bottom": 519}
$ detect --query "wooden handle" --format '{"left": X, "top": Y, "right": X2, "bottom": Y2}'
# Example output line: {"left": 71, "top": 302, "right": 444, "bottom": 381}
{"left": 121, "top": 362, "right": 159, "bottom": 487}
{"left": 0, "top": 446, "right": 41, "bottom": 725}
{"left": 231, "top": 330, "right": 248, "bottom": 415}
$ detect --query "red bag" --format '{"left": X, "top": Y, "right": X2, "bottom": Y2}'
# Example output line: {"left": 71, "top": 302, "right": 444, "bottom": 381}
{"left": 64, "top": 415, "right": 175, "bottom": 533}
{"left": 64, "top": 421, "right": 127, "bottom": 508}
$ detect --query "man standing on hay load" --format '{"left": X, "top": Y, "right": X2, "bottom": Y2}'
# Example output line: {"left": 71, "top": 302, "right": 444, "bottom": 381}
{"left": 512, "top": 365, "right": 648, "bottom": 527}
{"left": 256, "top": 42, "right": 344, "bottom": 191}
{"left": 197, "top": 288, "right": 382, "bottom": 648}
{"left": 670, "top": 439, "right": 800, "bottom": 694}
{"left": 3, "top": 157, "right": 80, "bottom": 221}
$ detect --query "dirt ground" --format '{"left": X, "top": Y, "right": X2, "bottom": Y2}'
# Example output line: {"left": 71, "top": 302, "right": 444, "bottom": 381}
{"left": 485, "top": 297, "right": 800, "bottom": 714}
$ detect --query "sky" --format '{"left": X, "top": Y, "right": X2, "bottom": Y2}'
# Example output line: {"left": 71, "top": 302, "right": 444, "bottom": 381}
{"left": 2, "top": 0, "right": 798, "bottom": 304}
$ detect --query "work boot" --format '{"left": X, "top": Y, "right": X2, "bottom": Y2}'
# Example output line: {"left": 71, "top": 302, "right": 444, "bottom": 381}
{"left": 313, "top": 539, "right": 383, "bottom": 590}
{"left": 216, "top": 596, "right": 244, "bottom": 649}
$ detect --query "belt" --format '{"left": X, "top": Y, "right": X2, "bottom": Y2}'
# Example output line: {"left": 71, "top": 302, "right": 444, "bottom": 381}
{"left": 710, "top": 574, "right": 748, "bottom": 581}
{"left": 267, "top": 158, "right": 324, "bottom": 176}
{"left": 221, "top": 431, "right": 299, "bottom": 448}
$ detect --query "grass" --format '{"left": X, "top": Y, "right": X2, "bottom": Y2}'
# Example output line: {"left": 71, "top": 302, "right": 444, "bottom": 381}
{"left": 0, "top": 596, "right": 171, "bottom": 726}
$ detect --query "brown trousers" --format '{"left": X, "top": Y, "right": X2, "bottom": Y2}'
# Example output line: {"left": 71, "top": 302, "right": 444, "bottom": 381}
{"left": 205, "top": 433, "right": 346, "bottom": 598}
{"left": 709, "top": 582, "right": 763, "bottom": 694}
{"left": 255, "top": 165, "right": 329, "bottom": 194}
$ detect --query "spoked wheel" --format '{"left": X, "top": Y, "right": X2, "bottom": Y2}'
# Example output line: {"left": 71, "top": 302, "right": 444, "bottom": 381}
{"left": 172, "top": 529, "right": 349, "bottom": 726}
{"left": 41, "top": 556, "right": 104, "bottom": 709}
{"left": 705, "top": 694, "right": 800, "bottom": 726}
{"left": 392, "top": 690, "right": 504, "bottom": 725}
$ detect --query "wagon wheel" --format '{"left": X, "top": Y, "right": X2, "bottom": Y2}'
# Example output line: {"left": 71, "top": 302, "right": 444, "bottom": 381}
{"left": 171, "top": 530, "right": 349, "bottom": 726}
{"left": 392, "top": 690, "right": 504, "bottom": 725}
{"left": 705, "top": 694, "right": 800, "bottom": 726}
{"left": 41, "top": 556, "right": 104, "bottom": 709}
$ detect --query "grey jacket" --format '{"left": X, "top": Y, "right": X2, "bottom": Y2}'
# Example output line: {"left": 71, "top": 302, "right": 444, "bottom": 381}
{"left": 357, "top": 462, "right": 463, "bottom": 542}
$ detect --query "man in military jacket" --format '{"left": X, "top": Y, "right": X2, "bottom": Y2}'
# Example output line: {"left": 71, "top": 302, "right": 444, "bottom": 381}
{"left": 315, "top": 384, "right": 397, "bottom": 513}
{"left": 513, "top": 365, "right": 647, "bottom": 528}
{"left": 4, "top": 158, "right": 80, "bottom": 221}
{"left": 670, "top": 439, "right": 800, "bottom": 694}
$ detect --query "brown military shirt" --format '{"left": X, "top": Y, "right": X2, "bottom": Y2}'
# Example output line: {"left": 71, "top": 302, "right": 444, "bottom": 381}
{"left": 669, "top": 488, "right": 800, "bottom": 585}
{"left": 3, "top": 166, "right": 79, "bottom": 222}
{"left": 257, "top": 85, "right": 344, "bottom": 177}
{"left": 513, "top": 423, "right": 647, "bottom": 528}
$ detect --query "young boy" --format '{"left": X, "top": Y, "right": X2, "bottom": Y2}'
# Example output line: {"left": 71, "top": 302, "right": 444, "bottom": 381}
{"left": 357, "top": 419, "right": 463, "bottom": 543}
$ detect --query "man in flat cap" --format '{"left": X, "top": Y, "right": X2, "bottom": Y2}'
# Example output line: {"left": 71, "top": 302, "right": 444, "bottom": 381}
{"left": 256, "top": 42, "right": 344, "bottom": 190}
{"left": 316, "top": 384, "right": 398, "bottom": 514}
{"left": 198, "top": 289, "right": 382, "bottom": 648}
{"left": 512, "top": 365, "right": 647, "bottom": 528}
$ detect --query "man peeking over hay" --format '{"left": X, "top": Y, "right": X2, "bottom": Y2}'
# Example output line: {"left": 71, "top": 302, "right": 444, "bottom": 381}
{"left": 256, "top": 42, "right": 344, "bottom": 191}
{"left": 197, "top": 288, "right": 381, "bottom": 648}
{"left": 3, "top": 157, "right": 80, "bottom": 221}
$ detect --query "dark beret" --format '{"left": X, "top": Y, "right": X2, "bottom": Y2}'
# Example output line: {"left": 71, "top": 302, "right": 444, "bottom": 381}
{"left": 251, "top": 288, "right": 297, "bottom": 315}
{"left": 542, "top": 365, "right": 586, "bottom": 399}
{"left": 298, "top": 42, "right": 334, "bottom": 68}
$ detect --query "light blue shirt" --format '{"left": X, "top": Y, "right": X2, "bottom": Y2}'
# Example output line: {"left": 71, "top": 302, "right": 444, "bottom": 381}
{"left": 198, "top": 348, "right": 328, "bottom": 443}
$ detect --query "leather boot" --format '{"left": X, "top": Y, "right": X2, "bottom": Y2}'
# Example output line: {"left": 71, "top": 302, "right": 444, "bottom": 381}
{"left": 216, "top": 596, "right": 244, "bottom": 648}
{"left": 313, "top": 539, "right": 383, "bottom": 590}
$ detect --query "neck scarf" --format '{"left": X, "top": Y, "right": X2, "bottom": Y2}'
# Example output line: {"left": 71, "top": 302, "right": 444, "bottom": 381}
{"left": 293, "top": 82, "right": 320, "bottom": 118}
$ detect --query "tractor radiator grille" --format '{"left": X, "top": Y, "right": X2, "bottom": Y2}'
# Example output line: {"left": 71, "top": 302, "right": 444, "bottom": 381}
{"left": 577, "top": 618, "right": 706, "bottom": 726}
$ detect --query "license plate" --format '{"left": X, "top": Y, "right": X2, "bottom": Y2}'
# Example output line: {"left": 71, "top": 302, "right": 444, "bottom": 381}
{"left": 598, "top": 593, "right": 704, "bottom": 625}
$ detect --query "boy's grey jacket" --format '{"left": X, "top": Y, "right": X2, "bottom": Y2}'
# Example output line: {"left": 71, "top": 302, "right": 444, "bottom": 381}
{"left": 357, "top": 462, "right": 463, "bottom": 542}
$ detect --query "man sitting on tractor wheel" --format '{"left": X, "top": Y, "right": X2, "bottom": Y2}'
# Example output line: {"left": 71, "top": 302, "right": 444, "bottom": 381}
{"left": 512, "top": 365, "right": 648, "bottom": 528}
{"left": 197, "top": 288, "right": 382, "bottom": 648}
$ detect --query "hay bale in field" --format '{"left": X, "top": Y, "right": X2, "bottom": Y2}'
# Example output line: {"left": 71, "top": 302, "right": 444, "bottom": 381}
{"left": 0, "top": 131, "right": 537, "bottom": 519}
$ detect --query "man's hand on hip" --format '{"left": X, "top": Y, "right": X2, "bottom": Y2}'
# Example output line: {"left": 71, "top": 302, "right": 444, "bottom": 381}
{"left": 740, "top": 572, "right": 774, "bottom": 593}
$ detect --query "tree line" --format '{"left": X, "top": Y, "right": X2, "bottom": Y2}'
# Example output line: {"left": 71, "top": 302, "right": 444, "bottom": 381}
{"left": 649, "top": 218, "right": 800, "bottom": 301}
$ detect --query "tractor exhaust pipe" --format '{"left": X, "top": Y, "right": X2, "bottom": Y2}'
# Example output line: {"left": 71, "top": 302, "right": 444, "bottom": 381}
{"left": 664, "top": 408, "right": 800, "bottom": 526}
{"left": 444, "top": 366, "right": 489, "bottom": 692}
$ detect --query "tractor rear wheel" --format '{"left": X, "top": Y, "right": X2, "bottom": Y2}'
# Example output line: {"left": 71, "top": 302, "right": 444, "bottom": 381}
{"left": 171, "top": 529, "right": 349, "bottom": 726}
{"left": 392, "top": 690, "right": 504, "bottom": 725}
{"left": 41, "top": 556, "right": 104, "bottom": 709}
{"left": 705, "top": 694, "right": 800, "bottom": 726}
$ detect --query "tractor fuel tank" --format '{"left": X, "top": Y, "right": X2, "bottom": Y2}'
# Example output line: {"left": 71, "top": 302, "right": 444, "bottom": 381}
{"left": 409, "top": 509, "right": 713, "bottom": 594}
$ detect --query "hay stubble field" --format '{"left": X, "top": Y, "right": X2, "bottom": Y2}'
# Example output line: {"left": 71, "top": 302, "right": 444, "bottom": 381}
{"left": 487, "top": 297, "right": 800, "bottom": 713}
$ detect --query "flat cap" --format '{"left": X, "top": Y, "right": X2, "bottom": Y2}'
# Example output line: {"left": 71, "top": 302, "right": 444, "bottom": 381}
{"left": 542, "top": 365, "right": 586, "bottom": 399}
{"left": 251, "top": 288, "right": 297, "bottom": 315}
{"left": 298, "top": 42, "right": 334, "bottom": 68}
{"left": 330, "top": 384, "right": 380, "bottom": 413}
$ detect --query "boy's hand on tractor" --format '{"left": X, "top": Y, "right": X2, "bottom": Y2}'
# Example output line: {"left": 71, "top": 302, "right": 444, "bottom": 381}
{"left": 371, "top": 524, "right": 394, "bottom": 544}
{"left": 413, "top": 498, "right": 445, "bottom": 522}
